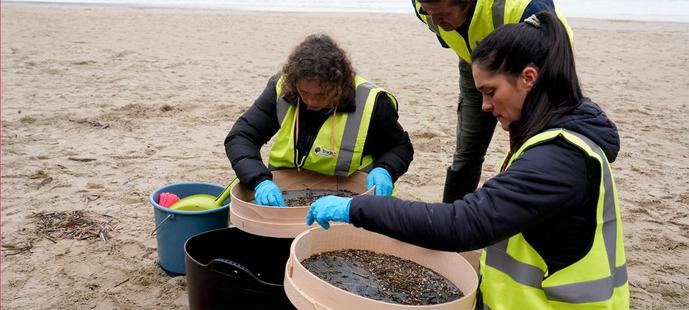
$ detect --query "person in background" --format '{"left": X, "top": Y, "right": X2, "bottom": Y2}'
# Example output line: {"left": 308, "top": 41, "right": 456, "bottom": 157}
{"left": 412, "top": 0, "right": 572, "bottom": 203}
{"left": 307, "top": 12, "right": 628, "bottom": 308}
{"left": 225, "top": 33, "right": 414, "bottom": 207}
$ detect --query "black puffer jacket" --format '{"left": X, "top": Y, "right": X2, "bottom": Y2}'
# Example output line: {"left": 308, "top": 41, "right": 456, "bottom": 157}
{"left": 225, "top": 75, "right": 414, "bottom": 190}
{"left": 349, "top": 99, "right": 619, "bottom": 274}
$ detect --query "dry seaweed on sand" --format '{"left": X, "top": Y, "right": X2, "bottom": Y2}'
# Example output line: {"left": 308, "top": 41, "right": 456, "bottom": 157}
{"left": 4, "top": 210, "right": 116, "bottom": 257}
{"left": 28, "top": 210, "right": 116, "bottom": 242}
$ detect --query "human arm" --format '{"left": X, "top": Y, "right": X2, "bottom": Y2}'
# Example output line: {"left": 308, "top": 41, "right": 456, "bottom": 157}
{"left": 349, "top": 140, "right": 591, "bottom": 252}
{"left": 224, "top": 76, "right": 281, "bottom": 190}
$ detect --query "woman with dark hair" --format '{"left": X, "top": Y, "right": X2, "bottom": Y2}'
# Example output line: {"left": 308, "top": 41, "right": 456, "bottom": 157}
{"left": 225, "top": 33, "right": 414, "bottom": 206}
{"left": 307, "top": 12, "right": 628, "bottom": 308}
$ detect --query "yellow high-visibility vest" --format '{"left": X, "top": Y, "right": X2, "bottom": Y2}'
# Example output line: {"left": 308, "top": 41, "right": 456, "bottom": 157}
{"left": 268, "top": 75, "right": 397, "bottom": 176}
{"left": 414, "top": 0, "right": 573, "bottom": 63}
{"left": 480, "top": 129, "right": 629, "bottom": 309}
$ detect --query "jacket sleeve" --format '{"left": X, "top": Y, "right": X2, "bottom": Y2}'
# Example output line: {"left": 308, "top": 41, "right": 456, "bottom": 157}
{"left": 364, "top": 93, "right": 414, "bottom": 182}
{"left": 349, "top": 139, "right": 589, "bottom": 252}
{"left": 224, "top": 76, "right": 281, "bottom": 190}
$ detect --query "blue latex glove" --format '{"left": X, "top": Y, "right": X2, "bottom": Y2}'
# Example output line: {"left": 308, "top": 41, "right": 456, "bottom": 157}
{"left": 254, "top": 180, "right": 286, "bottom": 207}
{"left": 306, "top": 196, "right": 352, "bottom": 229}
{"left": 366, "top": 167, "right": 393, "bottom": 196}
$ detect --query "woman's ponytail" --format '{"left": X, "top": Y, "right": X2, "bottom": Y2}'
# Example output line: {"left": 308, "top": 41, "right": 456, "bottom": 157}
{"left": 532, "top": 11, "right": 582, "bottom": 116}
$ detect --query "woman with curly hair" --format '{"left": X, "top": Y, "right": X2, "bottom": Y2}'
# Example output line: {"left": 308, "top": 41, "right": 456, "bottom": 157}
{"left": 225, "top": 33, "right": 414, "bottom": 206}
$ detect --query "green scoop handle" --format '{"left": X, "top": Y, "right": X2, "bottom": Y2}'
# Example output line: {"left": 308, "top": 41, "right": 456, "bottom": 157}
{"left": 169, "top": 178, "right": 238, "bottom": 211}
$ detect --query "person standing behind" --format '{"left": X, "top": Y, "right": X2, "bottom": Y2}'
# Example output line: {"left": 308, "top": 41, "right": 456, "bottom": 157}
{"left": 307, "top": 12, "right": 628, "bottom": 308}
{"left": 412, "top": 0, "right": 572, "bottom": 202}
{"left": 225, "top": 34, "right": 414, "bottom": 206}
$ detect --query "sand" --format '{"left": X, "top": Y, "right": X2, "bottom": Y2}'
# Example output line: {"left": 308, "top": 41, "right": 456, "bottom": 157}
{"left": 2, "top": 3, "right": 688, "bottom": 309}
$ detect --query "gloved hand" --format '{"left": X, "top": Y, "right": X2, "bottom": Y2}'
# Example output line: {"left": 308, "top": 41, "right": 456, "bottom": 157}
{"left": 254, "top": 180, "right": 286, "bottom": 207}
{"left": 366, "top": 167, "right": 393, "bottom": 196}
{"left": 306, "top": 196, "right": 352, "bottom": 229}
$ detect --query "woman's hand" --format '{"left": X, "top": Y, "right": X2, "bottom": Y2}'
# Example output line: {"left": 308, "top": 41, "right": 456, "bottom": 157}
{"left": 366, "top": 167, "right": 393, "bottom": 196}
{"left": 254, "top": 180, "right": 286, "bottom": 207}
{"left": 306, "top": 196, "right": 352, "bottom": 229}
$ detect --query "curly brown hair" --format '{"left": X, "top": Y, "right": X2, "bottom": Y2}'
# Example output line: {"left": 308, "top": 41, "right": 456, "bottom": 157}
{"left": 281, "top": 34, "right": 356, "bottom": 110}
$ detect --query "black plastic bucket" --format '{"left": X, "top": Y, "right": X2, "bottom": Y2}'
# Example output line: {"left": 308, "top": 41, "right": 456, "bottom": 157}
{"left": 184, "top": 227, "right": 295, "bottom": 309}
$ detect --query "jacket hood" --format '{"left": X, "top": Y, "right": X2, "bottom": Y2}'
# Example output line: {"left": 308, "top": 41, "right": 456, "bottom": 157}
{"left": 547, "top": 98, "right": 620, "bottom": 162}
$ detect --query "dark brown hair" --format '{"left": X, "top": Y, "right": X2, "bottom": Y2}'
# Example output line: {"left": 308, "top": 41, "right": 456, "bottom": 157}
{"left": 281, "top": 34, "right": 355, "bottom": 110}
{"left": 472, "top": 12, "right": 582, "bottom": 151}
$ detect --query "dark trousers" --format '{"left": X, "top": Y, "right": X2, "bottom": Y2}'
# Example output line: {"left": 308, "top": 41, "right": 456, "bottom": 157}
{"left": 443, "top": 60, "right": 497, "bottom": 203}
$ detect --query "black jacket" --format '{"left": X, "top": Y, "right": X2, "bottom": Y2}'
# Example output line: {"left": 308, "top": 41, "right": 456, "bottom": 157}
{"left": 349, "top": 99, "right": 620, "bottom": 274}
{"left": 225, "top": 75, "right": 414, "bottom": 190}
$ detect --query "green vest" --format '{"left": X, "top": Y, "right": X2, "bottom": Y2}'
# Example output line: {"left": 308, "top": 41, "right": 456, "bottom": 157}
{"left": 479, "top": 129, "right": 629, "bottom": 309}
{"left": 414, "top": 0, "right": 573, "bottom": 63}
{"left": 268, "top": 75, "right": 397, "bottom": 176}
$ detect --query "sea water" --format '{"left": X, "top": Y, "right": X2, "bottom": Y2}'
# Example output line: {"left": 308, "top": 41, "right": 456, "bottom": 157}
{"left": 5, "top": 0, "right": 689, "bottom": 23}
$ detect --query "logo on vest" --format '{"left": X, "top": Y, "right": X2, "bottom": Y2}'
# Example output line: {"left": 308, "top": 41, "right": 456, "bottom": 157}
{"left": 314, "top": 146, "right": 337, "bottom": 158}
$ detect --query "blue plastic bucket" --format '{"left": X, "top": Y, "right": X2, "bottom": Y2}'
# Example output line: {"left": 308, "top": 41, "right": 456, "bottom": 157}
{"left": 149, "top": 182, "right": 230, "bottom": 275}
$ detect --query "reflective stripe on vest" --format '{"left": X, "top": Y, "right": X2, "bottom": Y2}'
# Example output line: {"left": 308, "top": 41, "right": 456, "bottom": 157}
{"left": 480, "top": 129, "right": 629, "bottom": 309}
{"left": 269, "top": 75, "right": 396, "bottom": 176}
{"left": 414, "top": 0, "right": 573, "bottom": 63}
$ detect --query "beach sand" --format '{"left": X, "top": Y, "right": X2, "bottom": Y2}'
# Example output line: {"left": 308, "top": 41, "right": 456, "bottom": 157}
{"left": 2, "top": 3, "right": 689, "bottom": 309}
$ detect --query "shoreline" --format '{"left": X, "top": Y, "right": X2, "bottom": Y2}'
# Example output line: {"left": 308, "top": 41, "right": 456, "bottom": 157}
{"left": 3, "top": 1, "right": 689, "bottom": 24}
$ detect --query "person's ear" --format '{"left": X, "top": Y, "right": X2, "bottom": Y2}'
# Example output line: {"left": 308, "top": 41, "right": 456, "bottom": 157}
{"left": 521, "top": 66, "right": 538, "bottom": 90}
